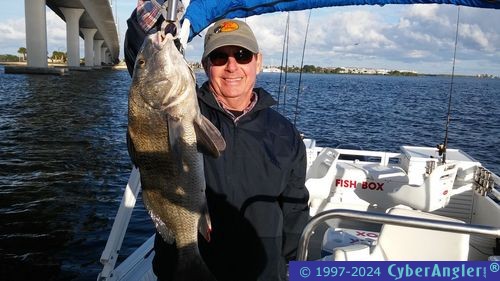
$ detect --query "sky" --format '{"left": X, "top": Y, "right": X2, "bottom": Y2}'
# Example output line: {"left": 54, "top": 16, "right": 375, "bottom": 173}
{"left": 0, "top": 1, "right": 499, "bottom": 76}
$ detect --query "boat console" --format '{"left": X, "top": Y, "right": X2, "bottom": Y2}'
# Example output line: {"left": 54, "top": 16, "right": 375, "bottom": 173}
{"left": 306, "top": 146, "right": 480, "bottom": 216}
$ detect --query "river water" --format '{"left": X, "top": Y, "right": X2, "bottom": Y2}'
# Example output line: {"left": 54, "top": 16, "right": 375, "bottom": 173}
{"left": 0, "top": 66, "right": 498, "bottom": 280}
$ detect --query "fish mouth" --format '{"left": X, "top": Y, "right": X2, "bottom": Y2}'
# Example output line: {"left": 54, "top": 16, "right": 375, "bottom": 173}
{"left": 152, "top": 31, "right": 175, "bottom": 50}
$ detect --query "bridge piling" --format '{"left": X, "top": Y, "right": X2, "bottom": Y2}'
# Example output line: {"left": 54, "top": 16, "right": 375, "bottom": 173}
{"left": 60, "top": 8, "right": 84, "bottom": 67}
{"left": 81, "top": 28, "right": 97, "bottom": 67}
{"left": 25, "top": 0, "right": 48, "bottom": 68}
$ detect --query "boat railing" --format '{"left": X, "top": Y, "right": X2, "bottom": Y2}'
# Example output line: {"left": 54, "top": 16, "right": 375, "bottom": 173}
{"left": 297, "top": 209, "right": 500, "bottom": 261}
{"left": 98, "top": 167, "right": 141, "bottom": 281}
{"left": 334, "top": 148, "right": 400, "bottom": 166}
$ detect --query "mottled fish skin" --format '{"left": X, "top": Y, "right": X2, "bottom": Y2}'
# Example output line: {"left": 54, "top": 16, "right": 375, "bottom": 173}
{"left": 127, "top": 31, "right": 224, "bottom": 281}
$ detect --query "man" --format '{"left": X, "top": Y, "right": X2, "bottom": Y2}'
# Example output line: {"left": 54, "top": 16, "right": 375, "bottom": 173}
{"left": 125, "top": 8, "right": 310, "bottom": 281}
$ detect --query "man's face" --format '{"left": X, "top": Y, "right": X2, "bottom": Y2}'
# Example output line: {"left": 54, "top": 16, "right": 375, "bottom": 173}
{"left": 204, "top": 45, "right": 262, "bottom": 110}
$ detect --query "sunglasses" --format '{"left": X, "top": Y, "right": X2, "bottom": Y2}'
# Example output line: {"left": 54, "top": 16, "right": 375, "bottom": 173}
{"left": 208, "top": 48, "right": 255, "bottom": 66}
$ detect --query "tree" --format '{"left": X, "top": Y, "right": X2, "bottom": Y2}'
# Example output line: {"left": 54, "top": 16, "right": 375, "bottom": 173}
{"left": 303, "top": 65, "right": 316, "bottom": 73}
{"left": 17, "top": 47, "right": 27, "bottom": 61}
{"left": 50, "top": 51, "right": 66, "bottom": 63}
{"left": 0, "top": 54, "right": 19, "bottom": 62}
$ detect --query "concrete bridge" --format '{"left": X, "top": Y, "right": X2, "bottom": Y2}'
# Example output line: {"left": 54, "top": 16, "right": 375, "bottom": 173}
{"left": 25, "top": 0, "right": 119, "bottom": 69}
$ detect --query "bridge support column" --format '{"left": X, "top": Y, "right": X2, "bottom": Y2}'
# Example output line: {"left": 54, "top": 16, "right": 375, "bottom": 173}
{"left": 101, "top": 47, "right": 108, "bottom": 65}
{"left": 60, "top": 8, "right": 84, "bottom": 67}
{"left": 81, "top": 28, "right": 97, "bottom": 67}
{"left": 105, "top": 50, "right": 111, "bottom": 64}
{"left": 93, "top": 40, "right": 104, "bottom": 67}
{"left": 24, "top": 0, "right": 48, "bottom": 67}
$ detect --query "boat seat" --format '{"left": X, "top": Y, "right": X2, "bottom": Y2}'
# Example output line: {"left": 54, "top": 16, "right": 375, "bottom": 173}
{"left": 331, "top": 207, "right": 470, "bottom": 261}
{"left": 305, "top": 148, "right": 340, "bottom": 215}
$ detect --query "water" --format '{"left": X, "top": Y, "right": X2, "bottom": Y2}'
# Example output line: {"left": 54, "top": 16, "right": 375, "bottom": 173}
{"left": 0, "top": 66, "right": 498, "bottom": 281}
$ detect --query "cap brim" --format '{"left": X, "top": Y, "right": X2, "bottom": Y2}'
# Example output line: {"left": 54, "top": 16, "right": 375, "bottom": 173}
{"left": 202, "top": 35, "right": 259, "bottom": 60}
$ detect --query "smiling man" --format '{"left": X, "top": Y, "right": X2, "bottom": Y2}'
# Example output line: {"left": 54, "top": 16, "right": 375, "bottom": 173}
{"left": 125, "top": 13, "right": 310, "bottom": 281}
{"left": 201, "top": 19, "right": 262, "bottom": 113}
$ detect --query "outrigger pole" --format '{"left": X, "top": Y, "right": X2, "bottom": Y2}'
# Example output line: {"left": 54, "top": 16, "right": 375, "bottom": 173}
{"left": 439, "top": 6, "right": 461, "bottom": 164}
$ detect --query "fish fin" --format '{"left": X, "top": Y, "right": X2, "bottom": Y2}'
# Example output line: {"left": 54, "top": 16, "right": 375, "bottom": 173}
{"left": 194, "top": 115, "right": 226, "bottom": 158}
{"left": 176, "top": 245, "right": 217, "bottom": 281}
{"left": 126, "top": 129, "right": 138, "bottom": 167}
{"left": 198, "top": 204, "right": 212, "bottom": 242}
{"left": 143, "top": 192, "right": 175, "bottom": 244}
{"left": 167, "top": 116, "right": 184, "bottom": 166}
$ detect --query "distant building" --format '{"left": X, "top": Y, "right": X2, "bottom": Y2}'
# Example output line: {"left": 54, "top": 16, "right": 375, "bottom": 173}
{"left": 262, "top": 66, "right": 282, "bottom": 73}
{"left": 339, "top": 67, "right": 392, "bottom": 75}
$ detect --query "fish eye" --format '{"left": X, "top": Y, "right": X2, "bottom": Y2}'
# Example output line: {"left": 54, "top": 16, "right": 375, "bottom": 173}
{"left": 137, "top": 58, "right": 146, "bottom": 67}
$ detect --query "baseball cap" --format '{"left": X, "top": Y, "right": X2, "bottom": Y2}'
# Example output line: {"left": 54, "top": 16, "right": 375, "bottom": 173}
{"left": 202, "top": 19, "right": 259, "bottom": 61}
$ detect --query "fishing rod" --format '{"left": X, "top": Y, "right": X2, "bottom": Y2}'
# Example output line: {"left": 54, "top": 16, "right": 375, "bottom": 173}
{"left": 277, "top": 13, "right": 291, "bottom": 115}
{"left": 293, "top": 9, "right": 312, "bottom": 126}
{"left": 277, "top": 13, "right": 289, "bottom": 113}
{"left": 438, "top": 6, "right": 461, "bottom": 164}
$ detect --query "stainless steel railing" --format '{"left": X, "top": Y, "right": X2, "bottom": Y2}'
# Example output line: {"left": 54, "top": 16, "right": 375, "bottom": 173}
{"left": 297, "top": 209, "right": 500, "bottom": 261}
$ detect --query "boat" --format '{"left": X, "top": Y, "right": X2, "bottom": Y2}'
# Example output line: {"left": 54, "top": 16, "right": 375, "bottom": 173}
{"left": 262, "top": 67, "right": 283, "bottom": 73}
{"left": 97, "top": 1, "right": 500, "bottom": 280}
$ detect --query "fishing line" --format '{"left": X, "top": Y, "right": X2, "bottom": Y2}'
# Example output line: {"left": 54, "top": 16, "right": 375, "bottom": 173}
{"left": 277, "top": 13, "right": 290, "bottom": 113}
{"left": 293, "top": 9, "right": 312, "bottom": 126}
{"left": 439, "top": 6, "right": 461, "bottom": 164}
{"left": 280, "top": 13, "right": 291, "bottom": 116}
{"left": 283, "top": 16, "right": 290, "bottom": 117}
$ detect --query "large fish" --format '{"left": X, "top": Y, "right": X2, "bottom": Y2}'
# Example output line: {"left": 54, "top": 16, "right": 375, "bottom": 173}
{"left": 127, "top": 30, "right": 225, "bottom": 281}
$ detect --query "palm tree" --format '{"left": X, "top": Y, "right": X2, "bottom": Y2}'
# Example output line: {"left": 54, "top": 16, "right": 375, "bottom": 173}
{"left": 50, "top": 51, "right": 67, "bottom": 63}
{"left": 17, "top": 47, "right": 27, "bottom": 61}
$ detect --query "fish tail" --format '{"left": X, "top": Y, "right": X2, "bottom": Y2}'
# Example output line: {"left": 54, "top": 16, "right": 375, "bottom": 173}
{"left": 174, "top": 246, "right": 217, "bottom": 281}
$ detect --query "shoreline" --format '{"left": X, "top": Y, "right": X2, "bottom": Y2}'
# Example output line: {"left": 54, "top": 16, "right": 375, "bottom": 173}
{"left": 0, "top": 61, "right": 128, "bottom": 70}
{"left": 1, "top": 61, "right": 496, "bottom": 78}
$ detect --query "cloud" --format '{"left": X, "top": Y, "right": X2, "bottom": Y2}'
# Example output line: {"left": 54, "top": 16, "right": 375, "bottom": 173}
{"left": 46, "top": 10, "right": 67, "bottom": 52}
{"left": 460, "top": 23, "right": 491, "bottom": 51}
{"left": 239, "top": 9, "right": 396, "bottom": 68}
{"left": 239, "top": 5, "right": 499, "bottom": 75}
{"left": 0, "top": 9, "right": 67, "bottom": 55}
{"left": 0, "top": 18, "right": 25, "bottom": 40}
{"left": 0, "top": 18, "right": 25, "bottom": 54}
{"left": 393, "top": 5, "right": 499, "bottom": 73}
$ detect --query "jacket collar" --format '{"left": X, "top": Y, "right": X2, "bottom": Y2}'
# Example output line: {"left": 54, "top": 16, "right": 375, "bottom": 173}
{"left": 198, "top": 81, "right": 277, "bottom": 114}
